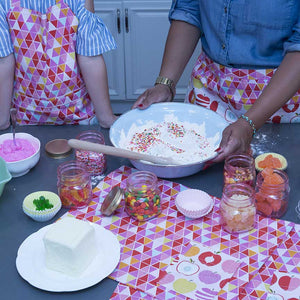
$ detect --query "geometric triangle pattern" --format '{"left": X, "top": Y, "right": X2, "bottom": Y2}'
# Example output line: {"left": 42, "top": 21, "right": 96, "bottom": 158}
{"left": 240, "top": 224, "right": 300, "bottom": 299}
{"left": 110, "top": 282, "right": 155, "bottom": 300}
{"left": 63, "top": 166, "right": 296, "bottom": 300}
{"left": 186, "top": 52, "right": 300, "bottom": 124}
{"left": 7, "top": 0, "right": 94, "bottom": 125}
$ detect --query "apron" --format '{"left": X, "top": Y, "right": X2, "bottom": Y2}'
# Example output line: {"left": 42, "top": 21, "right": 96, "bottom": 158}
{"left": 186, "top": 51, "right": 300, "bottom": 124}
{"left": 7, "top": 0, "right": 96, "bottom": 125}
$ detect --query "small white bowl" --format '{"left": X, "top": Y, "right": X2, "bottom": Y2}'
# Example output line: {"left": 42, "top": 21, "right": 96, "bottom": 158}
{"left": 23, "top": 191, "right": 62, "bottom": 222}
{"left": 175, "top": 189, "right": 214, "bottom": 219}
{"left": 0, "top": 132, "right": 40, "bottom": 177}
{"left": 254, "top": 152, "right": 288, "bottom": 172}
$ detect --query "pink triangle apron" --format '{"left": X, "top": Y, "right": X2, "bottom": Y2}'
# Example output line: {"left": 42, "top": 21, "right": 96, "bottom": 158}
{"left": 7, "top": 0, "right": 96, "bottom": 125}
{"left": 186, "top": 51, "right": 300, "bottom": 123}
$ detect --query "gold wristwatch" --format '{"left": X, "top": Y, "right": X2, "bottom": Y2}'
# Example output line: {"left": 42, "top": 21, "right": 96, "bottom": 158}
{"left": 155, "top": 76, "right": 176, "bottom": 100}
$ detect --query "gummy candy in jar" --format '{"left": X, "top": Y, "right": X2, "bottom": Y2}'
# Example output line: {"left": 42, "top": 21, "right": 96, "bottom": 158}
{"left": 255, "top": 168, "right": 289, "bottom": 218}
{"left": 125, "top": 171, "right": 161, "bottom": 221}
{"left": 57, "top": 160, "right": 92, "bottom": 208}
{"left": 220, "top": 183, "right": 256, "bottom": 233}
{"left": 75, "top": 130, "right": 107, "bottom": 176}
{"left": 224, "top": 153, "right": 256, "bottom": 187}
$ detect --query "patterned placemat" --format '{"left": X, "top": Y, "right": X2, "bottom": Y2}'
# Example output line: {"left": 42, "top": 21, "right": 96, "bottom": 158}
{"left": 63, "top": 166, "right": 297, "bottom": 299}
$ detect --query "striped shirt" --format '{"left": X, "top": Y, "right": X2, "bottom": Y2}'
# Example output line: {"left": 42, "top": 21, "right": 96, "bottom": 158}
{"left": 0, "top": 0, "right": 116, "bottom": 57}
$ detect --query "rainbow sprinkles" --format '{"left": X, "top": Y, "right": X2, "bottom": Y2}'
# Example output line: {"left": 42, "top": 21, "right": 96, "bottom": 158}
{"left": 119, "top": 114, "right": 220, "bottom": 165}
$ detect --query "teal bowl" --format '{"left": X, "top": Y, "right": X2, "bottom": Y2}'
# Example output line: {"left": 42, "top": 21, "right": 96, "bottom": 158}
{"left": 0, "top": 156, "right": 12, "bottom": 197}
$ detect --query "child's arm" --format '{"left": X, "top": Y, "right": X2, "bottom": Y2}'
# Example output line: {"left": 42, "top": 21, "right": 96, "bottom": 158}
{"left": 77, "top": 54, "right": 117, "bottom": 128}
{"left": 0, "top": 54, "right": 15, "bottom": 130}
{"left": 84, "top": 0, "right": 94, "bottom": 13}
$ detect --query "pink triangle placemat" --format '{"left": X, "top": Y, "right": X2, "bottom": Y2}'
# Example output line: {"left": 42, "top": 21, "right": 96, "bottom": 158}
{"left": 62, "top": 166, "right": 296, "bottom": 299}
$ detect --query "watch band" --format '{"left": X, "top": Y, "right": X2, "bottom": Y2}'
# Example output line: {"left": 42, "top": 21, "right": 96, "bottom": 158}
{"left": 155, "top": 76, "right": 176, "bottom": 100}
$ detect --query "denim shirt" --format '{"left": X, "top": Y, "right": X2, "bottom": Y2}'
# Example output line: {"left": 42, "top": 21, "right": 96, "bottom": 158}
{"left": 169, "top": 0, "right": 300, "bottom": 69}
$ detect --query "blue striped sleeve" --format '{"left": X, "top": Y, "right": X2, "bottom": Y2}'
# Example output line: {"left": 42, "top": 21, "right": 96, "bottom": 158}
{"left": 0, "top": 3, "right": 14, "bottom": 57}
{"left": 76, "top": 5, "right": 116, "bottom": 56}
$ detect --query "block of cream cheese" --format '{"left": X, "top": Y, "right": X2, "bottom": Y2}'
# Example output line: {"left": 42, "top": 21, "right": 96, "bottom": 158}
{"left": 43, "top": 217, "right": 97, "bottom": 276}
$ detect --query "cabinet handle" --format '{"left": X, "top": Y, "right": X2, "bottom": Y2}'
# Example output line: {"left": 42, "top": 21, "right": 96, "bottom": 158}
{"left": 125, "top": 8, "right": 129, "bottom": 33}
{"left": 117, "top": 9, "right": 121, "bottom": 33}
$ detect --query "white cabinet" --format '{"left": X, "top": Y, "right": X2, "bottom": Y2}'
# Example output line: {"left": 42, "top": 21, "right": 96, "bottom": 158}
{"left": 94, "top": 0, "right": 201, "bottom": 109}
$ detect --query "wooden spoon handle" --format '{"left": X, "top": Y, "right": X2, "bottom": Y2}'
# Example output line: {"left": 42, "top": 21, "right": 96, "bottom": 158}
{"left": 68, "top": 139, "right": 177, "bottom": 165}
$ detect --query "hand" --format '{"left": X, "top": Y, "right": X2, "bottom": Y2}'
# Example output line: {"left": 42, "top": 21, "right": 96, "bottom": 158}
{"left": 132, "top": 84, "right": 173, "bottom": 110}
{"left": 212, "top": 118, "right": 254, "bottom": 163}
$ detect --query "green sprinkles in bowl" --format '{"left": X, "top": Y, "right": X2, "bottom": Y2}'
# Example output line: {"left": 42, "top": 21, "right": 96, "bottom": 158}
{"left": 33, "top": 196, "right": 54, "bottom": 211}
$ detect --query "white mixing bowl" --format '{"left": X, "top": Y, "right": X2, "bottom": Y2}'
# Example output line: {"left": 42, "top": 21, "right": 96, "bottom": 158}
{"left": 110, "top": 103, "right": 229, "bottom": 178}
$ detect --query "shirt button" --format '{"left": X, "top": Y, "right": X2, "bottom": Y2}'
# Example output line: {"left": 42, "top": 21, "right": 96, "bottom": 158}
{"left": 222, "top": 44, "right": 226, "bottom": 49}
{"left": 224, "top": 7, "right": 227, "bottom": 13}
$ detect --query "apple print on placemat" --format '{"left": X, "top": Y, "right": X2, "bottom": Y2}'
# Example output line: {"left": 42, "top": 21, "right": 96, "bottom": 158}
{"left": 266, "top": 270, "right": 300, "bottom": 300}
{"left": 157, "top": 242, "right": 241, "bottom": 299}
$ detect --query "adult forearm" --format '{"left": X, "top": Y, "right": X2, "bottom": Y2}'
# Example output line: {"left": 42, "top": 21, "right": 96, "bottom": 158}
{"left": 246, "top": 51, "right": 300, "bottom": 129}
{"left": 0, "top": 54, "right": 15, "bottom": 130}
{"left": 159, "top": 20, "right": 201, "bottom": 85}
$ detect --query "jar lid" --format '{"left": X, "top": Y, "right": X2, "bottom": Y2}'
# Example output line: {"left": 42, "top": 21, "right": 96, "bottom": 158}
{"left": 100, "top": 185, "right": 124, "bottom": 216}
{"left": 45, "top": 139, "right": 73, "bottom": 159}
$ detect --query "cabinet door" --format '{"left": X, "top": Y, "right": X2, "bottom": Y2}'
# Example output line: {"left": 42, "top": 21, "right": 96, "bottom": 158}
{"left": 124, "top": 1, "right": 201, "bottom": 100}
{"left": 94, "top": 1, "right": 126, "bottom": 100}
{"left": 123, "top": 1, "right": 170, "bottom": 99}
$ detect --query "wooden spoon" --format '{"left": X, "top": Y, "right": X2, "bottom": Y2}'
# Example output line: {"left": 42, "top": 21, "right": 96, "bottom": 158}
{"left": 68, "top": 139, "right": 180, "bottom": 166}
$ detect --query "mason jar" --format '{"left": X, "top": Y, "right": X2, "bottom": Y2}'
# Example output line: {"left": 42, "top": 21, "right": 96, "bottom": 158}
{"left": 75, "top": 130, "right": 107, "bottom": 176}
{"left": 125, "top": 171, "right": 161, "bottom": 221}
{"left": 220, "top": 183, "right": 256, "bottom": 233}
{"left": 57, "top": 160, "right": 92, "bottom": 208}
{"left": 255, "top": 169, "right": 289, "bottom": 218}
{"left": 224, "top": 153, "right": 256, "bottom": 187}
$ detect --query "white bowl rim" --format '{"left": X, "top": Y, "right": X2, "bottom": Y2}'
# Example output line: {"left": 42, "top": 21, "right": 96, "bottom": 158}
{"left": 110, "top": 102, "right": 228, "bottom": 167}
{"left": 0, "top": 132, "right": 41, "bottom": 163}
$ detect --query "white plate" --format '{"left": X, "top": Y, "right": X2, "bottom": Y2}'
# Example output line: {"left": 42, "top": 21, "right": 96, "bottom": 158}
{"left": 16, "top": 222, "right": 120, "bottom": 292}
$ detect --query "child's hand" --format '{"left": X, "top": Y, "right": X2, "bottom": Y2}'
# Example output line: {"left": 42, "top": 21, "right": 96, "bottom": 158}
{"left": 97, "top": 114, "right": 118, "bottom": 129}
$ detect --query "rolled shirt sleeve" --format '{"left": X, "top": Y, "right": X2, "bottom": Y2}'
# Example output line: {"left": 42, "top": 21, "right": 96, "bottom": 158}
{"left": 0, "top": 4, "right": 14, "bottom": 57}
{"left": 283, "top": 16, "right": 300, "bottom": 54}
{"left": 76, "top": 5, "right": 116, "bottom": 56}
{"left": 168, "top": 0, "right": 202, "bottom": 31}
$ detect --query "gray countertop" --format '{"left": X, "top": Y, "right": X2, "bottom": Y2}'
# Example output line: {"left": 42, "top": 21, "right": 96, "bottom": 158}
{"left": 0, "top": 123, "right": 299, "bottom": 299}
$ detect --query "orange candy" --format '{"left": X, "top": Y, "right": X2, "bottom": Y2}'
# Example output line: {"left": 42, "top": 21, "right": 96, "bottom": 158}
{"left": 256, "top": 201, "right": 273, "bottom": 216}
{"left": 261, "top": 167, "right": 284, "bottom": 184}
{"left": 257, "top": 154, "right": 282, "bottom": 169}
{"left": 255, "top": 167, "right": 287, "bottom": 217}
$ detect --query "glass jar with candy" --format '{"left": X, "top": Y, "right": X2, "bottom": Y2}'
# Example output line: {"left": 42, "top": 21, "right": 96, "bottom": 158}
{"left": 224, "top": 153, "right": 256, "bottom": 187}
{"left": 75, "top": 130, "right": 107, "bottom": 177}
{"left": 125, "top": 171, "right": 161, "bottom": 221}
{"left": 220, "top": 183, "right": 256, "bottom": 233}
{"left": 255, "top": 168, "right": 289, "bottom": 218}
{"left": 57, "top": 160, "right": 92, "bottom": 208}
